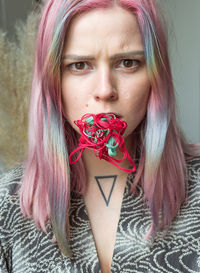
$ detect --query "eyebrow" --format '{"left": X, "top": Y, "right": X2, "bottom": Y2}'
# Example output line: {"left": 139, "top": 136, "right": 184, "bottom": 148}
{"left": 62, "top": 50, "right": 145, "bottom": 61}
{"left": 110, "top": 51, "right": 145, "bottom": 60}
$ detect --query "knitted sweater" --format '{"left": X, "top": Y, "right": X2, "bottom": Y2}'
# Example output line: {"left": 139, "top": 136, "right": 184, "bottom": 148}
{"left": 0, "top": 157, "right": 200, "bottom": 273}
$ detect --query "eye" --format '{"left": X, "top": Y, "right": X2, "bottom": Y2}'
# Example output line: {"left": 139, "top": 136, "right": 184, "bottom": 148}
{"left": 70, "top": 62, "right": 89, "bottom": 71}
{"left": 118, "top": 59, "right": 140, "bottom": 69}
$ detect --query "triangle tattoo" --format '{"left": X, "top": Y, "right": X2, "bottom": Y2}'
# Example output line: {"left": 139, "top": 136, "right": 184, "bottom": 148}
{"left": 94, "top": 175, "right": 117, "bottom": 206}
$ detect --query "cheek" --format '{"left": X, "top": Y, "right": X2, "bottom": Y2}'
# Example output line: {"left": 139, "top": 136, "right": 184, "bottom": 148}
{"left": 62, "top": 76, "right": 83, "bottom": 104}
{"left": 61, "top": 79, "right": 77, "bottom": 119}
{"left": 61, "top": 78, "right": 91, "bottom": 124}
{"left": 134, "top": 84, "right": 150, "bottom": 117}
{"left": 123, "top": 76, "right": 150, "bottom": 133}
{"left": 134, "top": 84, "right": 150, "bottom": 109}
{"left": 62, "top": 89, "right": 75, "bottom": 116}
{"left": 124, "top": 73, "right": 150, "bottom": 109}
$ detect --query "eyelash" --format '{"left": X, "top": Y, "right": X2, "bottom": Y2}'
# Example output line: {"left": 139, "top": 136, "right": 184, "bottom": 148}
{"left": 65, "top": 59, "right": 141, "bottom": 73}
{"left": 117, "top": 59, "right": 141, "bottom": 69}
{"left": 69, "top": 62, "right": 91, "bottom": 71}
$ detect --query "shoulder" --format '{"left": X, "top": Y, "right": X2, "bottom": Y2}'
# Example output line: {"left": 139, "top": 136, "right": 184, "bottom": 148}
{"left": 0, "top": 165, "right": 23, "bottom": 209}
{"left": 0, "top": 166, "right": 23, "bottom": 242}
{"left": 0, "top": 167, "right": 64, "bottom": 272}
{"left": 186, "top": 155, "right": 200, "bottom": 170}
{"left": 185, "top": 156, "right": 200, "bottom": 205}
{"left": 0, "top": 166, "right": 23, "bottom": 216}
{"left": 0, "top": 165, "right": 23, "bottom": 195}
{"left": 186, "top": 156, "right": 200, "bottom": 183}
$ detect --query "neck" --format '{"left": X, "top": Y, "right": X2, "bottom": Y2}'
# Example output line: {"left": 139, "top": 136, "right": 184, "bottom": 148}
{"left": 82, "top": 135, "right": 134, "bottom": 181}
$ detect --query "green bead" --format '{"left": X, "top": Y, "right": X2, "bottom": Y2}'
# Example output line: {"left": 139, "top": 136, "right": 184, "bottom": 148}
{"left": 106, "top": 136, "right": 119, "bottom": 157}
{"left": 108, "top": 149, "right": 117, "bottom": 157}
{"left": 86, "top": 116, "right": 94, "bottom": 125}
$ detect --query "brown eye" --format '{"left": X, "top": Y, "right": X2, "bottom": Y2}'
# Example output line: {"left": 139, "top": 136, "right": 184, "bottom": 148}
{"left": 67, "top": 61, "right": 91, "bottom": 73}
{"left": 117, "top": 59, "right": 140, "bottom": 70}
{"left": 74, "top": 62, "right": 86, "bottom": 70}
{"left": 123, "top": 59, "right": 134, "bottom": 68}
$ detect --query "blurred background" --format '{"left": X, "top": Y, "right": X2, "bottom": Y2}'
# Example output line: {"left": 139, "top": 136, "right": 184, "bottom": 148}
{"left": 0, "top": 0, "right": 199, "bottom": 173}
{"left": 0, "top": 0, "right": 40, "bottom": 38}
{"left": 162, "top": 0, "right": 200, "bottom": 144}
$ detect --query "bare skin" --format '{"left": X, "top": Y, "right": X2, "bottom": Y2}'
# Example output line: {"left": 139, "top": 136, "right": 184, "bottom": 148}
{"left": 61, "top": 5, "right": 150, "bottom": 273}
{"left": 84, "top": 172, "right": 127, "bottom": 273}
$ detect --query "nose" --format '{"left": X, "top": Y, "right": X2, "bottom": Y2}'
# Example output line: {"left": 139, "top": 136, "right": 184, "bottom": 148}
{"left": 93, "top": 67, "right": 118, "bottom": 102}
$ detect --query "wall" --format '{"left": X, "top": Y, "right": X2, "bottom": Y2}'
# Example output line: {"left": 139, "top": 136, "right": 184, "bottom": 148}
{"left": 161, "top": 0, "right": 200, "bottom": 143}
{"left": 0, "top": 0, "right": 34, "bottom": 38}
{"left": 0, "top": 0, "right": 36, "bottom": 173}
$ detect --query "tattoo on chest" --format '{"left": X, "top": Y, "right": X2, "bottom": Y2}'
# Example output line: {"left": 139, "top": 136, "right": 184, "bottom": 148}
{"left": 94, "top": 175, "right": 117, "bottom": 206}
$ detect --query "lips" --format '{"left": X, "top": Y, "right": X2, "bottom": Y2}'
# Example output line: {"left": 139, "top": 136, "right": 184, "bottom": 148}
{"left": 102, "top": 112, "right": 122, "bottom": 119}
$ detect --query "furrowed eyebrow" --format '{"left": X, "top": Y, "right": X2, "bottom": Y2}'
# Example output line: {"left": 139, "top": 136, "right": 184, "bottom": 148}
{"left": 110, "top": 51, "right": 145, "bottom": 60}
{"left": 62, "top": 51, "right": 145, "bottom": 61}
{"left": 62, "top": 54, "right": 95, "bottom": 61}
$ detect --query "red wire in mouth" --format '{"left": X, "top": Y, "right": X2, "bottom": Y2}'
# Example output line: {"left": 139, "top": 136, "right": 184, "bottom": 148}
{"left": 69, "top": 113, "right": 136, "bottom": 173}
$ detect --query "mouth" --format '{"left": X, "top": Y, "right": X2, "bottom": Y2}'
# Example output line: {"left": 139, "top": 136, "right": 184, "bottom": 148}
{"left": 101, "top": 112, "right": 122, "bottom": 119}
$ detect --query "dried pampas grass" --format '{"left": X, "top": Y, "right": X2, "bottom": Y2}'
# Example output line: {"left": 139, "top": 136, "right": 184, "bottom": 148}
{"left": 0, "top": 12, "right": 40, "bottom": 173}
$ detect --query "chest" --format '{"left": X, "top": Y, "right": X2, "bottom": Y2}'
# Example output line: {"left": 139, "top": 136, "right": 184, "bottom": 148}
{"left": 83, "top": 176, "right": 126, "bottom": 273}
{"left": 68, "top": 178, "right": 200, "bottom": 273}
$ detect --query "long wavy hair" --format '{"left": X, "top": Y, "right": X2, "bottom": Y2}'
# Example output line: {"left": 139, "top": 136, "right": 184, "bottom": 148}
{"left": 20, "top": 0, "right": 199, "bottom": 255}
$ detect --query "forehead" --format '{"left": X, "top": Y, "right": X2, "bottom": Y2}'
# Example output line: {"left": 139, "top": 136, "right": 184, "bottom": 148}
{"left": 63, "top": 6, "right": 143, "bottom": 55}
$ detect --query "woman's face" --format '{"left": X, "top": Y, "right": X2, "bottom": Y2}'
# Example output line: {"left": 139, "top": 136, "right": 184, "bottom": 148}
{"left": 61, "top": 6, "right": 150, "bottom": 138}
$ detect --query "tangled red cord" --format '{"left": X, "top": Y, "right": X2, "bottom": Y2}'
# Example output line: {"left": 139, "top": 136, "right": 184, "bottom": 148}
{"left": 69, "top": 113, "right": 136, "bottom": 173}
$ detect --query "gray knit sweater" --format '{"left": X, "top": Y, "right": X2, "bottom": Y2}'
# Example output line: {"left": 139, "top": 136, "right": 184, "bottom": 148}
{"left": 0, "top": 157, "right": 200, "bottom": 273}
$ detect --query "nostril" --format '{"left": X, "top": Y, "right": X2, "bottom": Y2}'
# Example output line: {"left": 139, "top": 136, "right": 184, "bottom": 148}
{"left": 94, "top": 86, "right": 118, "bottom": 101}
{"left": 111, "top": 91, "right": 118, "bottom": 100}
{"left": 95, "top": 95, "right": 100, "bottom": 101}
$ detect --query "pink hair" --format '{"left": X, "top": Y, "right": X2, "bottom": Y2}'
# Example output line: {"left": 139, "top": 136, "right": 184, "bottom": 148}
{"left": 20, "top": 0, "right": 200, "bottom": 255}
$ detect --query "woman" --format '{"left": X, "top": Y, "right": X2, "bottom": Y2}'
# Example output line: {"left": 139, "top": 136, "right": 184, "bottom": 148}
{"left": 0, "top": 0, "right": 199, "bottom": 272}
